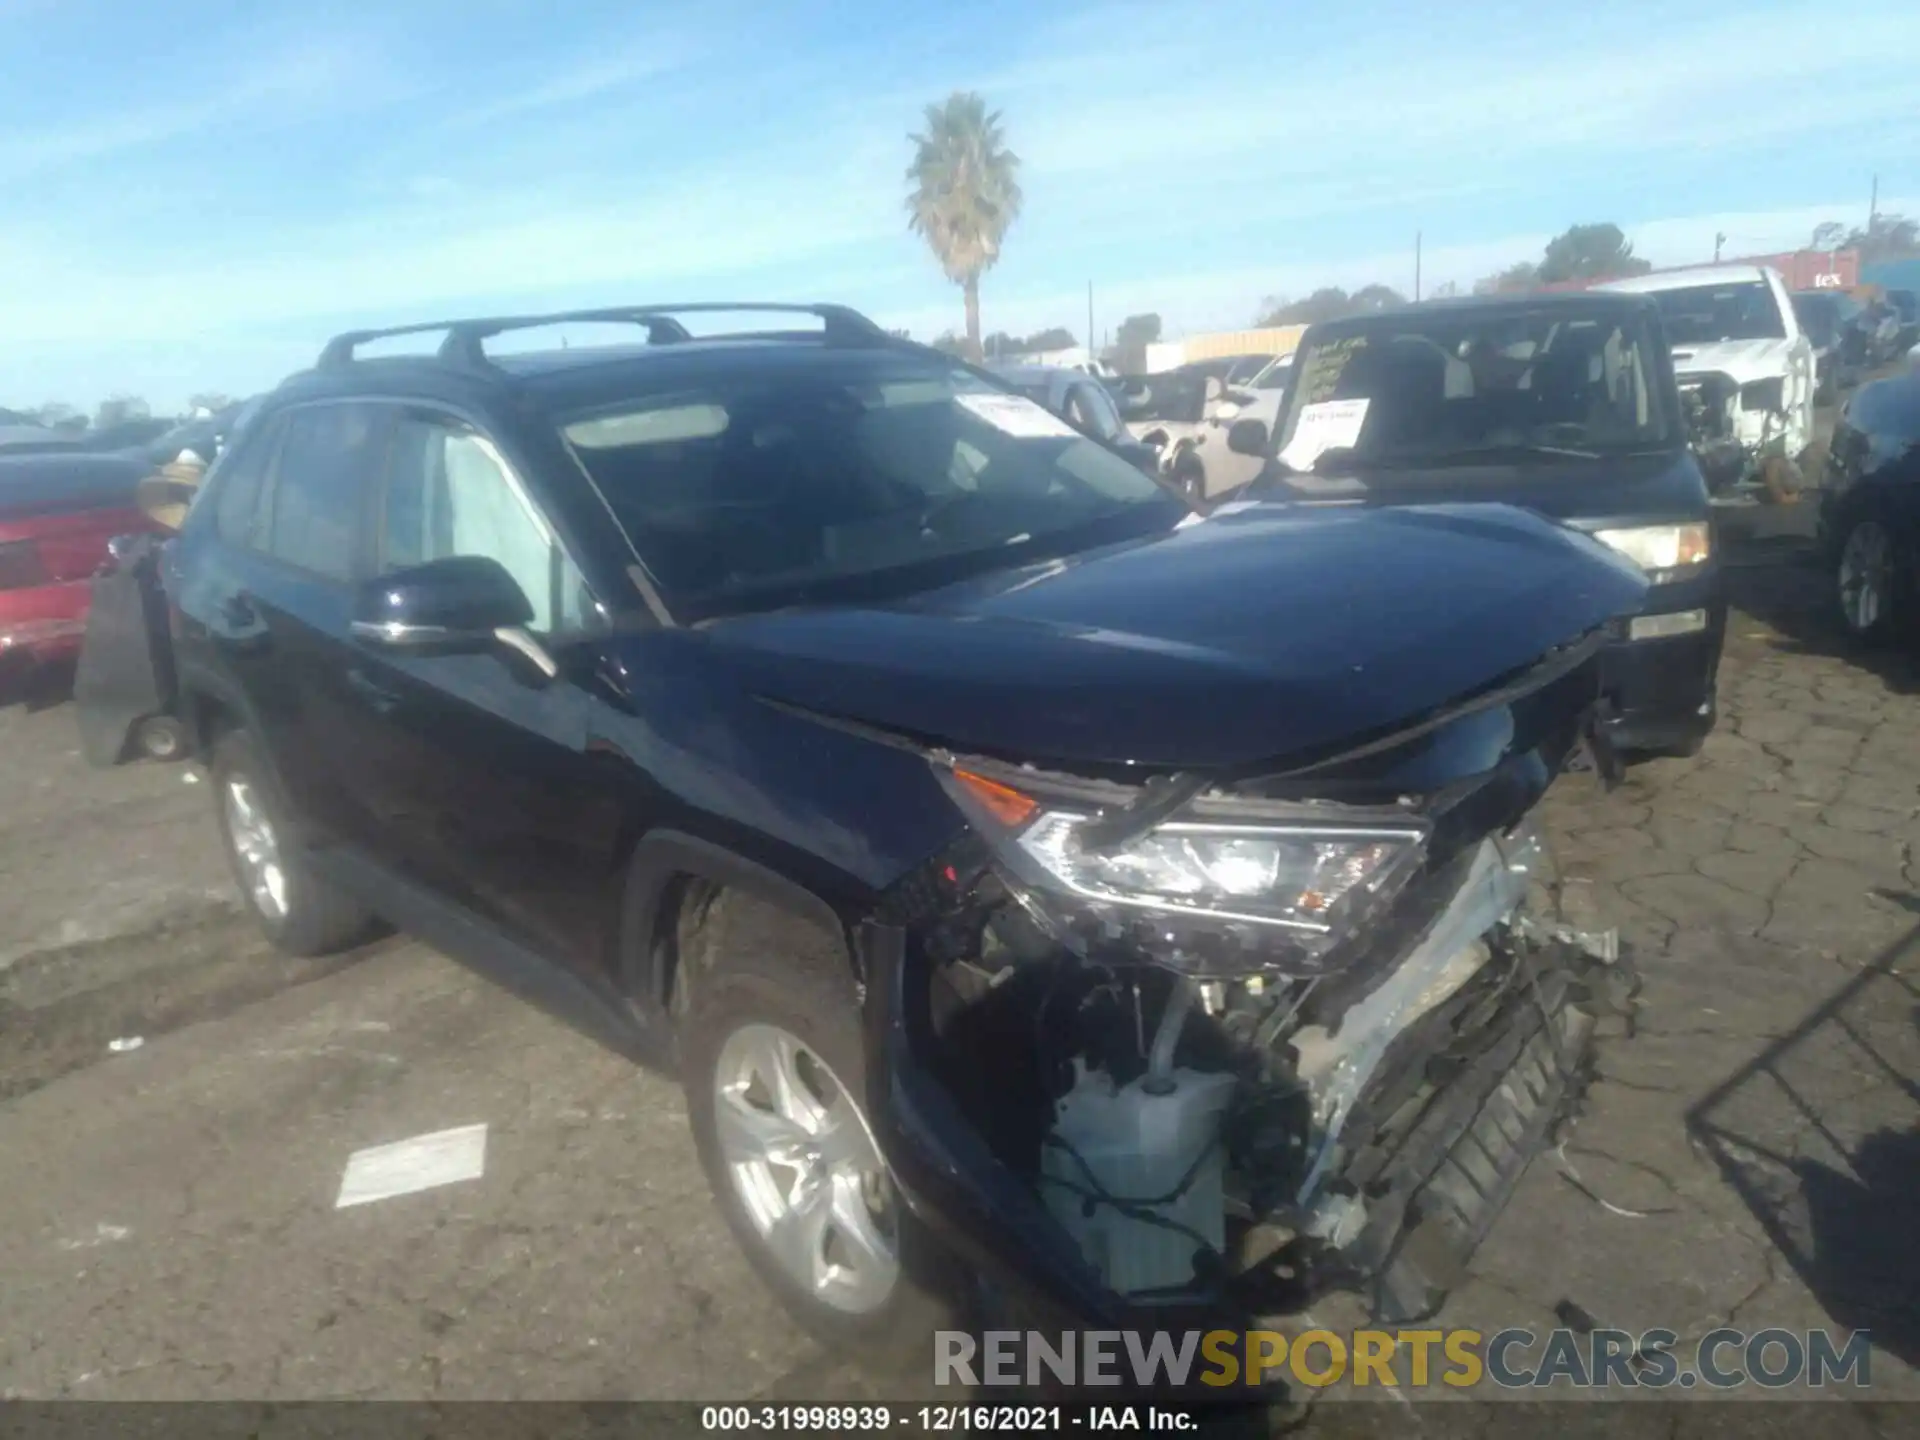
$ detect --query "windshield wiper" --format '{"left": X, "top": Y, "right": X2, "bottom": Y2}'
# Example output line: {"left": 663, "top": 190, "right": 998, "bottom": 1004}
{"left": 1416, "top": 442, "right": 1603, "bottom": 462}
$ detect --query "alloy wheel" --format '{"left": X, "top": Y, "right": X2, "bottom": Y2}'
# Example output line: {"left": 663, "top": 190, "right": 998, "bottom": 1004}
{"left": 224, "top": 776, "right": 289, "bottom": 921}
{"left": 1839, "top": 520, "right": 1895, "bottom": 635}
{"left": 712, "top": 1022, "right": 899, "bottom": 1315}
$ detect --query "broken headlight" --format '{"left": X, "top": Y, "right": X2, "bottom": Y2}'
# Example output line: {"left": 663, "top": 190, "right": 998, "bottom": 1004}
{"left": 940, "top": 767, "right": 1426, "bottom": 975}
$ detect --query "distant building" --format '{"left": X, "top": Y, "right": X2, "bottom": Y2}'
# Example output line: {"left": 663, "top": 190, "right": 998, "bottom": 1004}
{"left": 1129, "top": 326, "right": 1305, "bottom": 375}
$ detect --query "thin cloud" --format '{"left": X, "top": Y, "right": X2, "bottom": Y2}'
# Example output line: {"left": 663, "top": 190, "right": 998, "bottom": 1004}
{"left": 0, "top": 37, "right": 397, "bottom": 181}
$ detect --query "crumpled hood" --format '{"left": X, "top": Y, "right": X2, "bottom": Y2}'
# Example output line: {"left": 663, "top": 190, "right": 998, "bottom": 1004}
{"left": 698, "top": 503, "right": 1647, "bottom": 772}
{"left": 1669, "top": 337, "right": 1793, "bottom": 385}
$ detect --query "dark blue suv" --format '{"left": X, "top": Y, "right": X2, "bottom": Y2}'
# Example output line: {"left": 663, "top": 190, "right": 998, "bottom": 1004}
{"left": 167, "top": 304, "right": 1646, "bottom": 1356}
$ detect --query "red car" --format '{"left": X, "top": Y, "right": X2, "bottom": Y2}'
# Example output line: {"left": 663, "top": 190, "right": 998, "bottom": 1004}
{"left": 0, "top": 450, "right": 154, "bottom": 687}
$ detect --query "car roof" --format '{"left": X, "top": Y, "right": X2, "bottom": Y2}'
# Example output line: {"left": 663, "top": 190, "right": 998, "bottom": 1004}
{"left": 986, "top": 362, "right": 1081, "bottom": 384}
{"left": 268, "top": 304, "right": 944, "bottom": 416}
{"left": 271, "top": 331, "right": 954, "bottom": 417}
{"left": 1596, "top": 265, "right": 1771, "bottom": 294}
{"left": 1301, "top": 289, "right": 1657, "bottom": 334}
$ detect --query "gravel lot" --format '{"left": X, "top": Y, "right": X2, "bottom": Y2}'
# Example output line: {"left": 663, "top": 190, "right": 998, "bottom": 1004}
{"left": 1, "top": 509, "right": 1916, "bottom": 1407}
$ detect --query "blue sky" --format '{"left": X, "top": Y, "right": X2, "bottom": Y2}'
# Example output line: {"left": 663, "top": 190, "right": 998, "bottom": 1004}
{"left": 3, "top": 0, "right": 1917, "bottom": 412}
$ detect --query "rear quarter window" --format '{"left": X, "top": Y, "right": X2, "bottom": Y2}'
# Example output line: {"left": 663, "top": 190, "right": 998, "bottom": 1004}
{"left": 208, "top": 414, "right": 286, "bottom": 548}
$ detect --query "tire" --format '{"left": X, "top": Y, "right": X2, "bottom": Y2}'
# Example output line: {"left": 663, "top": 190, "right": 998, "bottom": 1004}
{"left": 133, "top": 713, "right": 186, "bottom": 762}
{"left": 679, "top": 892, "right": 960, "bottom": 1357}
{"left": 209, "top": 730, "right": 377, "bottom": 956}
{"left": 1834, "top": 512, "right": 1911, "bottom": 642}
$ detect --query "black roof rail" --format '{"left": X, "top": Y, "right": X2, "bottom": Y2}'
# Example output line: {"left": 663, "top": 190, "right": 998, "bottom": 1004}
{"left": 316, "top": 303, "right": 889, "bottom": 371}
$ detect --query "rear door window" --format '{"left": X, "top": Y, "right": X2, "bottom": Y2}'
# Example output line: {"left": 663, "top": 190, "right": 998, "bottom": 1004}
{"left": 261, "top": 404, "right": 385, "bottom": 581}
{"left": 210, "top": 413, "right": 286, "bottom": 548}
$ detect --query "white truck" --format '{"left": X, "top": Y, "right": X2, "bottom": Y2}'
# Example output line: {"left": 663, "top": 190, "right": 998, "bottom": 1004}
{"left": 1117, "top": 352, "right": 1293, "bottom": 500}
{"left": 1596, "top": 265, "right": 1815, "bottom": 503}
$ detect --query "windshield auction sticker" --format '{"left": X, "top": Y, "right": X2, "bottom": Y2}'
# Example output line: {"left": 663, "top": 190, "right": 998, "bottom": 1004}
{"left": 1279, "top": 398, "right": 1369, "bottom": 471}
{"left": 956, "top": 391, "right": 1080, "bottom": 439}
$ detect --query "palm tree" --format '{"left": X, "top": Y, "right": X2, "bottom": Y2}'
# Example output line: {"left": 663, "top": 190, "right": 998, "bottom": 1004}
{"left": 905, "top": 92, "right": 1023, "bottom": 359}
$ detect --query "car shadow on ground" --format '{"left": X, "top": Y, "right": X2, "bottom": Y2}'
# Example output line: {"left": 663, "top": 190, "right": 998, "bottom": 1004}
{"left": 1719, "top": 533, "right": 1920, "bottom": 697}
{"left": 1686, "top": 900, "right": 1920, "bottom": 1369}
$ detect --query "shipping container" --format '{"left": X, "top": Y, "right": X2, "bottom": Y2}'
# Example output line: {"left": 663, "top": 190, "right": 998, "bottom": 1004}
{"left": 1737, "top": 249, "right": 1859, "bottom": 291}
{"left": 1534, "top": 249, "right": 1859, "bottom": 294}
{"left": 1133, "top": 326, "right": 1306, "bottom": 373}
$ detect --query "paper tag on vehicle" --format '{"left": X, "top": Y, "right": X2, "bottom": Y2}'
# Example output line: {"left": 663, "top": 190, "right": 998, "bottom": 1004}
{"left": 956, "top": 392, "right": 1079, "bottom": 439}
{"left": 1278, "top": 399, "right": 1369, "bottom": 471}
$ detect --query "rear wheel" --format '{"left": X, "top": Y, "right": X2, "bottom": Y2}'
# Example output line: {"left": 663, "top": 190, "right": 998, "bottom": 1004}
{"left": 679, "top": 893, "right": 959, "bottom": 1356}
{"left": 1836, "top": 514, "right": 1909, "bottom": 641}
{"left": 133, "top": 713, "right": 186, "bottom": 762}
{"left": 210, "top": 730, "right": 377, "bottom": 955}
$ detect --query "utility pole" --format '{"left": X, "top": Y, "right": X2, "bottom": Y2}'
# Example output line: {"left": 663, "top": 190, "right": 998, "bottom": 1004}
{"left": 1713, "top": 232, "right": 1726, "bottom": 263}
{"left": 1087, "top": 281, "right": 1094, "bottom": 366}
{"left": 1869, "top": 174, "right": 1879, "bottom": 237}
{"left": 1414, "top": 231, "right": 1423, "bottom": 302}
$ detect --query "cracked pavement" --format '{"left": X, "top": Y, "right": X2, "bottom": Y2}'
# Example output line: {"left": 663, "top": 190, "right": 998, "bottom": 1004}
{"left": 2, "top": 542, "right": 1919, "bottom": 1403}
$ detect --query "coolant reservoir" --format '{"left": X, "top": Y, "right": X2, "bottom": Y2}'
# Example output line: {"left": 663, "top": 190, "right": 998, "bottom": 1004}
{"left": 1041, "top": 1064, "right": 1236, "bottom": 1298}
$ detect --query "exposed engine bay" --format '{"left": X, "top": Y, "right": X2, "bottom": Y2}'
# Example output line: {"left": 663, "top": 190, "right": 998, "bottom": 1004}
{"left": 1678, "top": 370, "right": 1800, "bottom": 503}
{"left": 872, "top": 646, "right": 1638, "bottom": 1325}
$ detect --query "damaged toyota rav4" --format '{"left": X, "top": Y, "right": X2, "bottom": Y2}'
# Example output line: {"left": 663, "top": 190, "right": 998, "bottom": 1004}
{"left": 166, "top": 304, "right": 1647, "bottom": 1355}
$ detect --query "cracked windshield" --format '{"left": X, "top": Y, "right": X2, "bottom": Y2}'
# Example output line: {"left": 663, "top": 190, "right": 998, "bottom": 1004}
{"left": 3, "top": 0, "right": 1919, "bottom": 1427}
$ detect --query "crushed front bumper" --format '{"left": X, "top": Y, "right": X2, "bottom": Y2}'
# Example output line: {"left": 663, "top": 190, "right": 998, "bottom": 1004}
{"left": 857, "top": 828, "right": 1631, "bottom": 1344}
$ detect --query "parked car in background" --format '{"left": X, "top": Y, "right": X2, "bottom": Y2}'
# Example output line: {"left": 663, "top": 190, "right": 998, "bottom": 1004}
{"left": 988, "top": 363, "right": 1160, "bottom": 474}
{"left": 1883, "top": 289, "right": 1920, "bottom": 352}
{"left": 1235, "top": 353, "right": 1294, "bottom": 394}
{"left": 0, "top": 449, "right": 153, "bottom": 690}
{"left": 1790, "top": 290, "right": 1867, "bottom": 401}
{"left": 1597, "top": 265, "right": 1814, "bottom": 504}
{"left": 165, "top": 301, "right": 1646, "bottom": 1345}
{"left": 1819, "top": 369, "right": 1920, "bottom": 641}
{"left": 1114, "top": 358, "right": 1281, "bottom": 499}
{"left": 0, "top": 423, "right": 84, "bottom": 457}
{"left": 1231, "top": 290, "right": 1724, "bottom": 755}
{"left": 83, "top": 416, "right": 177, "bottom": 455}
{"left": 1857, "top": 295, "right": 1906, "bottom": 367}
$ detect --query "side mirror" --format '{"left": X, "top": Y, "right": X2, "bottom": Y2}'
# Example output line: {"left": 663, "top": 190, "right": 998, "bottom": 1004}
{"left": 1227, "top": 418, "right": 1271, "bottom": 457}
{"left": 1204, "top": 376, "right": 1224, "bottom": 402}
{"left": 351, "top": 556, "right": 552, "bottom": 676}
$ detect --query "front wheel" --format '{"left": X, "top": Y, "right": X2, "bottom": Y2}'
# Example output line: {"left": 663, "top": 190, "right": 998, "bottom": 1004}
{"left": 679, "top": 894, "right": 959, "bottom": 1356}
{"left": 1835, "top": 514, "right": 1909, "bottom": 642}
{"left": 210, "top": 730, "right": 378, "bottom": 955}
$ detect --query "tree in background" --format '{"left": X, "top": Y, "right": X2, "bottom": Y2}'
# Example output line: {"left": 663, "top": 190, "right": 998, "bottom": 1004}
{"left": 1473, "top": 260, "right": 1540, "bottom": 295}
{"left": 1256, "top": 285, "right": 1405, "bottom": 326}
{"left": 1348, "top": 283, "right": 1405, "bottom": 312}
{"left": 929, "top": 331, "right": 969, "bottom": 357}
{"left": 1429, "top": 280, "right": 1461, "bottom": 299}
{"left": 1811, "top": 221, "right": 1846, "bottom": 252}
{"left": 93, "top": 394, "right": 150, "bottom": 430}
{"left": 1022, "top": 326, "right": 1075, "bottom": 352}
{"left": 1842, "top": 213, "right": 1919, "bottom": 265}
{"left": 1115, "top": 313, "right": 1161, "bottom": 349}
{"left": 906, "top": 92, "right": 1024, "bottom": 361}
{"left": 1537, "top": 223, "right": 1651, "bottom": 285}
